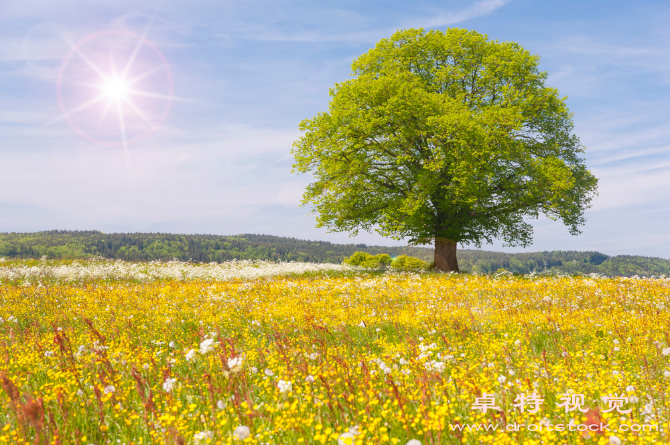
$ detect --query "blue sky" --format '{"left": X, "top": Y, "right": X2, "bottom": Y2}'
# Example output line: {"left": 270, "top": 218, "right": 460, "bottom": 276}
{"left": 1, "top": 0, "right": 670, "bottom": 258}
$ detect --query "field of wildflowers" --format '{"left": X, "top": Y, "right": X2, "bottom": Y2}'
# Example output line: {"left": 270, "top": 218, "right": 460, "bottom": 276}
{"left": 0, "top": 258, "right": 668, "bottom": 444}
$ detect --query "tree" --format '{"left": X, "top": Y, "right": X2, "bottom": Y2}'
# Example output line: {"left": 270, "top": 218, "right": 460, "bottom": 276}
{"left": 292, "top": 28, "right": 598, "bottom": 272}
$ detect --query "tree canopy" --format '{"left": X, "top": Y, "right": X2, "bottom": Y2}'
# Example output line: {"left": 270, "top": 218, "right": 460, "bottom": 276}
{"left": 292, "top": 28, "right": 598, "bottom": 271}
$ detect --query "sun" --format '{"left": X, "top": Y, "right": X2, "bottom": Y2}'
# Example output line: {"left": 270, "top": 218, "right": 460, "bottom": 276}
{"left": 55, "top": 29, "right": 174, "bottom": 147}
{"left": 103, "top": 78, "right": 129, "bottom": 102}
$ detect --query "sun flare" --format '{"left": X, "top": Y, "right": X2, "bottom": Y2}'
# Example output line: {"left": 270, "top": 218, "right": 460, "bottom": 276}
{"left": 103, "top": 78, "right": 129, "bottom": 102}
{"left": 56, "top": 29, "right": 173, "bottom": 147}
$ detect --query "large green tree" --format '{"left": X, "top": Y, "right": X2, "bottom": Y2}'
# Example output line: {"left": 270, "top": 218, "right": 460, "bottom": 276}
{"left": 292, "top": 28, "right": 598, "bottom": 272}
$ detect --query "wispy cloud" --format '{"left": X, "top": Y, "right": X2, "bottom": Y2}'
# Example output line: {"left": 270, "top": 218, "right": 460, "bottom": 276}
{"left": 557, "top": 35, "right": 653, "bottom": 57}
{"left": 416, "top": 0, "right": 512, "bottom": 28}
{"left": 229, "top": 0, "right": 511, "bottom": 43}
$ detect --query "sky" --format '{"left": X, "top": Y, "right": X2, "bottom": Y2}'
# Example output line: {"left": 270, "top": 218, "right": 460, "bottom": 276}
{"left": 1, "top": 0, "right": 670, "bottom": 258}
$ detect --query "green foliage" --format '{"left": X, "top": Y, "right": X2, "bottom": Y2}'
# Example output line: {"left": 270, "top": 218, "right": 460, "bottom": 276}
{"left": 343, "top": 251, "right": 369, "bottom": 266}
{"left": 343, "top": 252, "right": 392, "bottom": 268}
{"left": 292, "top": 28, "right": 598, "bottom": 248}
{"left": 391, "top": 255, "right": 430, "bottom": 271}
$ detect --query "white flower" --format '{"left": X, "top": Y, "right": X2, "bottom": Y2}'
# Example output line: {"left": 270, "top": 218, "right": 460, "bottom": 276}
{"left": 227, "top": 357, "right": 243, "bottom": 373}
{"left": 376, "top": 328, "right": 381, "bottom": 332}
{"left": 199, "top": 338, "right": 216, "bottom": 355}
{"left": 76, "top": 389, "right": 84, "bottom": 397}
{"left": 185, "top": 349, "right": 196, "bottom": 362}
{"left": 44, "top": 351, "right": 54, "bottom": 357}
{"left": 277, "top": 379, "right": 292, "bottom": 393}
{"left": 626, "top": 385, "right": 635, "bottom": 392}
{"left": 305, "top": 375, "right": 315, "bottom": 383}
{"left": 250, "top": 366, "right": 258, "bottom": 374}
{"left": 629, "top": 396, "right": 639, "bottom": 404}
{"left": 664, "top": 370, "right": 670, "bottom": 378}
{"left": 643, "top": 403, "right": 653, "bottom": 414}
{"left": 358, "top": 321, "right": 366, "bottom": 328}
{"left": 103, "top": 385, "right": 116, "bottom": 394}
{"left": 613, "top": 339, "right": 619, "bottom": 344}
{"left": 193, "top": 431, "right": 214, "bottom": 443}
{"left": 233, "top": 425, "right": 250, "bottom": 441}
{"left": 424, "top": 361, "right": 445, "bottom": 372}
{"left": 407, "top": 440, "right": 422, "bottom": 445}
{"left": 378, "top": 362, "right": 392, "bottom": 374}
{"left": 614, "top": 347, "right": 620, "bottom": 352}
{"left": 401, "top": 368, "right": 411, "bottom": 375}
{"left": 508, "top": 369, "right": 515, "bottom": 375}
{"left": 168, "top": 341, "right": 175, "bottom": 348}
{"left": 308, "top": 353, "right": 318, "bottom": 360}
{"left": 662, "top": 348, "right": 670, "bottom": 356}
{"left": 399, "top": 358, "right": 409, "bottom": 365}
{"left": 217, "top": 400, "right": 226, "bottom": 410}
{"left": 612, "top": 370, "right": 619, "bottom": 376}
{"left": 514, "top": 340, "right": 521, "bottom": 346}
{"left": 497, "top": 375, "right": 507, "bottom": 384}
{"left": 142, "top": 363, "right": 150, "bottom": 370}
{"left": 338, "top": 432, "right": 356, "bottom": 445}
{"left": 609, "top": 436, "right": 622, "bottom": 445}
{"left": 163, "top": 377, "right": 177, "bottom": 393}
{"left": 264, "top": 368, "right": 274, "bottom": 377}
{"left": 488, "top": 362, "right": 495, "bottom": 368}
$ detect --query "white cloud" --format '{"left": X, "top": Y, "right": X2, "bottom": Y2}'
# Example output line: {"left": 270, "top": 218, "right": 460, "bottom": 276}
{"left": 0, "top": 124, "right": 299, "bottom": 223}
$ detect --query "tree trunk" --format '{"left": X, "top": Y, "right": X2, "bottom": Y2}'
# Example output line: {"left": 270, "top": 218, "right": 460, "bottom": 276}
{"left": 434, "top": 237, "right": 459, "bottom": 272}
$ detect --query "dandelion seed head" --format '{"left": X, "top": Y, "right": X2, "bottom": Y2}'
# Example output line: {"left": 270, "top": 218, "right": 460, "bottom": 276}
{"left": 233, "top": 425, "right": 250, "bottom": 441}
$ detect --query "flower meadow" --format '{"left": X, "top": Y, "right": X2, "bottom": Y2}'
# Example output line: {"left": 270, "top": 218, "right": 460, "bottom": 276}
{"left": 0, "top": 259, "right": 669, "bottom": 445}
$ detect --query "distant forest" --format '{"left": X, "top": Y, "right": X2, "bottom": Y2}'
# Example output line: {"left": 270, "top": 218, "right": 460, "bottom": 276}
{"left": 0, "top": 231, "right": 669, "bottom": 277}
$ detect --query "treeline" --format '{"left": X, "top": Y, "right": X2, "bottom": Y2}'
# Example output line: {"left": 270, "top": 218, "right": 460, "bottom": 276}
{"left": 456, "top": 250, "right": 670, "bottom": 277}
{"left": 0, "top": 231, "right": 668, "bottom": 277}
{"left": 0, "top": 231, "right": 432, "bottom": 264}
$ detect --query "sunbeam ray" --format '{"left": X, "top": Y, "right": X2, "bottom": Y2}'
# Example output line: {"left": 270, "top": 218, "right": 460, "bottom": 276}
{"left": 110, "top": 52, "right": 118, "bottom": 78}
{"left": 127, "top": 89, "right": 197, "bottom": 104}
{"left": 126, "top": 65, "right": 165, "bottom": 86}
{"left": 66, "top": 40, "right": 109, "bottom": 82}
{"left": 121, "top": 16, "right": 156, "bottom": 79}
{"left": 97, "top": 99, "right": 114, "bottom": 127}
{"left": 123, "top": 96, "right": 154, "bottom": 127}
{"left": 50, "top": 94, "right": 107, "bottom": 125}
{"left": 116, "top": 99, "right": 131, "bottom": 174}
